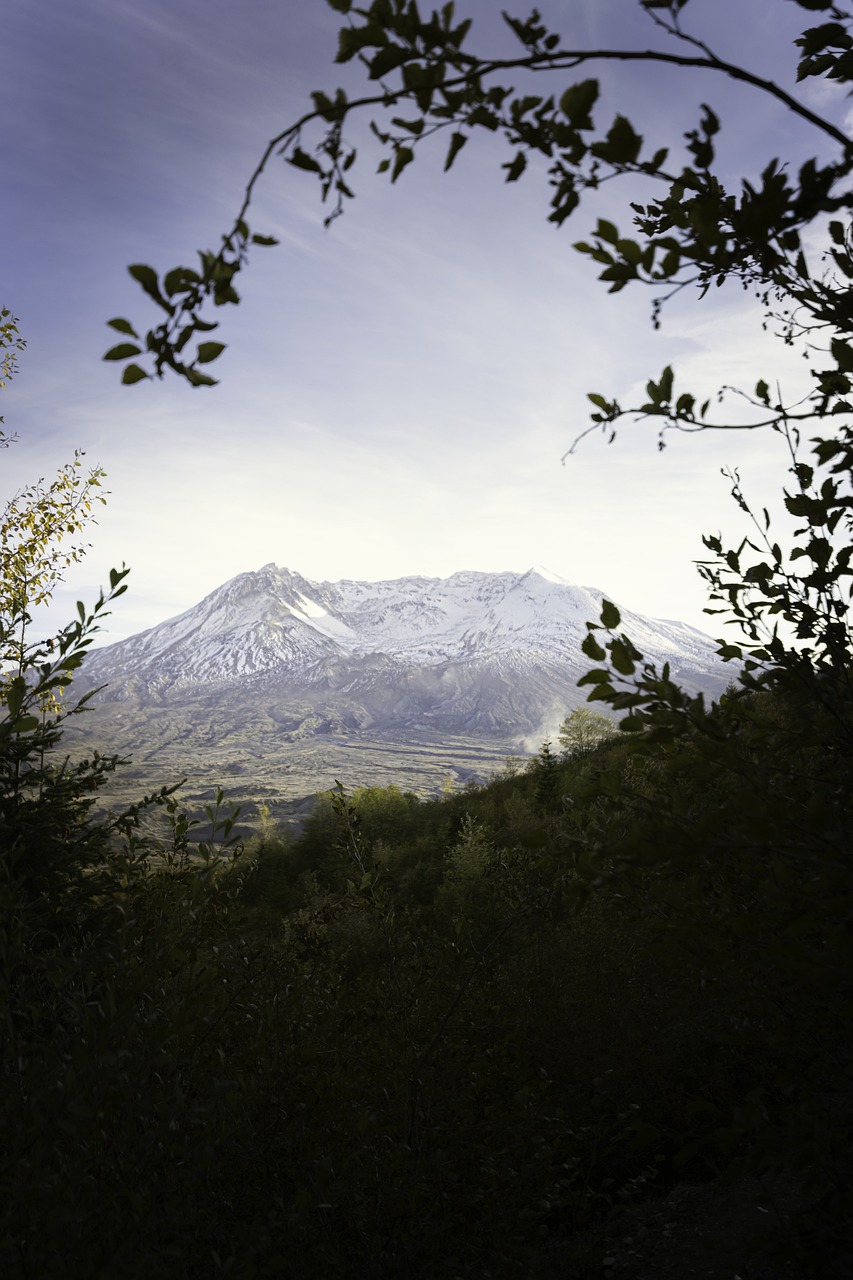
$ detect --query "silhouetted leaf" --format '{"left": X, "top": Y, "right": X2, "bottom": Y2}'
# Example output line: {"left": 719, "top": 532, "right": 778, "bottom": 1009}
{"left": 197, "top": 342, "right": 226, "bottom": 364}
{"left": 582, "top": 634, "right": 607, "bottom": 661}
{"left": 128, "top": 263, "right": 171, "bottom": 311}
{"left": 444, "top": 131, "right": 467, "bottom": 170}
{"left": 600, "top": 600, "right": 621, "bottom": 630}
{"left": 104, "top": 343, "right": 141, "bottom": 361}
{"left": 106, "top": 317, "right": 139, "bottom": 338}
{"left": 288, "top": 147, "right": 322, "bottom": 173}
{"left": 559, "top": 79, "right": 599, "bottom": 128}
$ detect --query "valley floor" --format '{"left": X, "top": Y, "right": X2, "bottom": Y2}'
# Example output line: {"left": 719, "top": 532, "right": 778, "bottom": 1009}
{"left": 62, "top": 723, "right": 526, "bottom": 830}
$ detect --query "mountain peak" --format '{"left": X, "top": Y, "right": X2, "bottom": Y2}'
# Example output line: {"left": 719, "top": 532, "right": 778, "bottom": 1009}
{"left": 82, "top": 565, "right": 729, "bottom": 714}
{"left": 523, "top": 565, "right": 572, "bottom": 587}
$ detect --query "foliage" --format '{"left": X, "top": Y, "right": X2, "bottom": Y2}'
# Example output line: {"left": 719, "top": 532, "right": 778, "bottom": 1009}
{"left": 558, "top": 706, "right": 616, "bottom": 757}
{"left": 0, "top": 334, "right": 251, "bottom": 1280}
{"left": 0, "top": 309, "right": 25, "bottom": 446}
{"left": 529, "top": 735, "right": 562, "bottom": 809}
{"left": 0, "top": 574, "right": 251, "bottom": 1279}
{"left": 0, "top": 322, "right": 119, "bottom": 839}
{"left": 110, "top": 0, "right": 853, "bottom": 457}
{"left": 3, "top": 660, "right": 849, "bottom": 1278}
{"left": 1, "top": 454, "right": 108, "bottom": 678}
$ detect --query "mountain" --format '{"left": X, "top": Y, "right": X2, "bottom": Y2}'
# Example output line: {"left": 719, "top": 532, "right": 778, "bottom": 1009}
{"left": 67, "top": 565, "right": 732, "bottom": 817}
{"left": 80, "top": 563, "right": 729, "bottom": 730}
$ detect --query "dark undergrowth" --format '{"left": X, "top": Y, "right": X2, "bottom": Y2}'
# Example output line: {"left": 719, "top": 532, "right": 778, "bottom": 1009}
{"left": 2, "top": 677, "right": 851, "bottom": 1278}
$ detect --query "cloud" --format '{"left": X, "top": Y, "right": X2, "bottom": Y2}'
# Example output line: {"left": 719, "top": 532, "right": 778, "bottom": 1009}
{"left": 3, "top": 0, "right": 827, "bottom": 649}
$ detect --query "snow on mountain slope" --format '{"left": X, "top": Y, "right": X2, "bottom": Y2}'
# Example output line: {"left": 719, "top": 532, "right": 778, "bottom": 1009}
{"left": 82, "top": 564, "right": 729, "bottom": 706}
{"left": 96, "top": 564, "right": 347, "bottom": 682}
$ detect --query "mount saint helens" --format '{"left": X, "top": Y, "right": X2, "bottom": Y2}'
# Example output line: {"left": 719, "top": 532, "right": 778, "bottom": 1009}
{"left": 68, "top": 565, "right": 732, "bottom": 815}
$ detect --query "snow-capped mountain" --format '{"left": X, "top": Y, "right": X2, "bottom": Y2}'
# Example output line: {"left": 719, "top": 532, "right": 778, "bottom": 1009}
{"left": 80, "top": 564, "right": 730, "bottom": 737}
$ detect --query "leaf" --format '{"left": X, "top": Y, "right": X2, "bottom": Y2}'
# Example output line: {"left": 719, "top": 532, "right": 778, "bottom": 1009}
{"left": 9, "top": 715, "right": 40, "bottom": 734}
{"left": 609, "top": 639, "right": 636, "bottom": 675}
{"left": 4, "top": 676, "right": 26, "bottom": 719}
{"left": 391, "top": 145, "right": 414, "bottom": 182}
{"left": 335, "top": 24, "right": 381, "bottom": 64}
{"left": 103, "top": 343, "right": 142, "bottom": 361}
{"left": 163, "top": 266, "right": 201, "bottom": 296}
{"left": 186, "top": 367, "right": 218, "bottom": 387}
{"left": 600, "top": 599, "right": 621, "bottom": 629}
{"left": 617, "top": 237, "right": 642, "bottom": 264}
{"left": 593, "top": 115, "right": 643, "bottom": 166}
{"left": 659, "top": 364, "right": 674, "bottom": 402}
{"left": 288, "top": 147, "right": 322, "bottom": 174}
{"left": 213, "top": 281, "right": 240, "bottom": 306}
{"left": 583, "top": 682, "right": 616, "bottom": 702}
{"left": 503, "top": 151, "right": 527, "bottom": 182}
{"left": 581, "top": 633, "right": 607, "bottom": 662}
{"left": 716, "top": 642, "right": 745, "bottom": 662}
{"left": 197, "top": 341, "right": 226, "bottom": 364}
{"left": 391, "top": 116, "right": 424, "bottom": 135}
{"left": 128, "top": 263, "right": 170, "bottom": 311}
{"left": 311, "top": 90, "right": 340, "bottom": 120}
{"left": 831, "top": 338, "right": 853, "bottom": 372}
{"left": 121, "top": 364, "right": 149, "bottom": 385}
{"left": 106, "top": 317, "right": 139, "bottom": 338}
{"left": 559, "top": 79, "right": 599, "bottom": 128}
{"left": 174, "top": 325, "right": 194, "bottom": 354}
{"left": 368, "top": 44, "right": 410, "bottom": 79}
{"left": 577, "top": 667, "right": 611, "bottom": 686}
{"left": 444, "top": 130, "right": 468, "bottom": 171}
{"left": 467, "top": 104, "right": 499, "bottom": 130}
{"left": 251, "top": 234, "right": 279, "bottom": 246}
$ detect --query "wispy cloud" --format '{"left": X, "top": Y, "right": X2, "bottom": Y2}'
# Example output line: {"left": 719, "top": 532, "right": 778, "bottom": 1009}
{"left": 2, "top": 0, "right": 829, "bottom": 647}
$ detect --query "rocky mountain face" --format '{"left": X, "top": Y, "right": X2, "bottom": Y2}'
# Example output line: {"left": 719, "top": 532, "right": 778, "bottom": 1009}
{"left": 80, "top": 564, "right": 731, "bottom": 740}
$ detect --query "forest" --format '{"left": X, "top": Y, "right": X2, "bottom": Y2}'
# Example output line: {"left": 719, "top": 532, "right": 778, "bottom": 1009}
{"left": 3, "top": 0, "right": 853, "bottom": 1274}
{"left": 1, "top": 663, "right": 850, "bottom": 1276}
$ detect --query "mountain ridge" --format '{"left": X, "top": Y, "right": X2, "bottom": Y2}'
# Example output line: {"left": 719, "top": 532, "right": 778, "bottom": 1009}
{"left": 84, "top": 563, "right": 724, "bottom": 702}
{"left": 68, "top": 565, "right": 733, "bottom": 814}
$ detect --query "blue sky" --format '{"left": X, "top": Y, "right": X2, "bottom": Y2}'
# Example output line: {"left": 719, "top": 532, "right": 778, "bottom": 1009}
{"left": 2, "top": 0, "right": 846, "bottom": 642}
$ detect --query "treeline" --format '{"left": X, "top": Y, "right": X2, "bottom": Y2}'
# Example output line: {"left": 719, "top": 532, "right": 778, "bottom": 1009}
{"left": 2, "top": 677, "right": 850, "bottom": 1278}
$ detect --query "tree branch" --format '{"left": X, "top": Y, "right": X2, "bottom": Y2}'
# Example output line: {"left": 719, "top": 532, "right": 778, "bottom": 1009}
{"left": 228, "top": 42, "right": 851, "bottom": 286}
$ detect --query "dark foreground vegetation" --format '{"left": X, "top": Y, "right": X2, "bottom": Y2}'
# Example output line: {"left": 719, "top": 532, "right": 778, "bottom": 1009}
{"left": 2, "top": 662, "right": 851, "bottom": 1277}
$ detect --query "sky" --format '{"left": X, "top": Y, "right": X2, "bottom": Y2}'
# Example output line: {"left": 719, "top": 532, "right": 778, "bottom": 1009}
{"left": 2, "top": 0, "right": 848, "bottom": 644}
